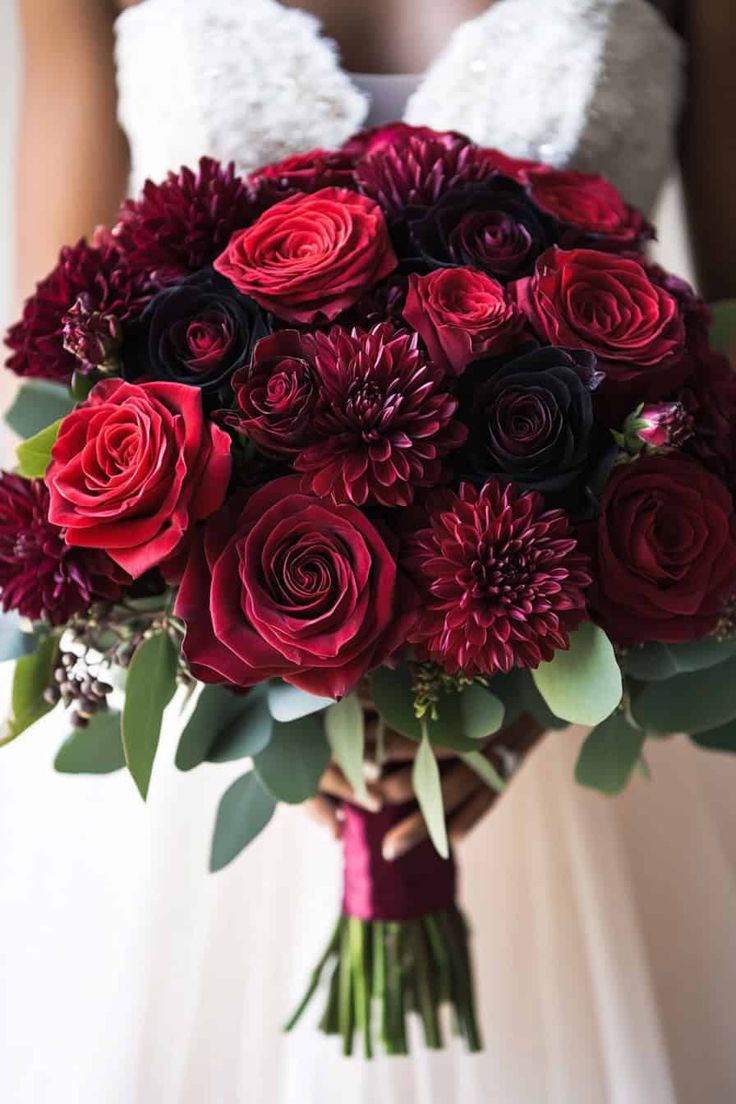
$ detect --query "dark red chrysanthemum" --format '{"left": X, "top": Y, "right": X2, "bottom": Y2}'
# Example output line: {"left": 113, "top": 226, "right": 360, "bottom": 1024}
{"left": 294, "top": 323, "right": 467, "bottom": 507}
{"left": 355, "top": 133, "right": 493, "bottom": 219}
{"left": 248, "top": 148, "right": 357, "bottom": 211}
{"left": 0, "top": 473, "right": 123, "bottom": 625}
{"left": 5, "top": 240, "right": 150, "bottom": 382}
{"left": 112, "top": 157, "right": 254, "bottom": 279}
{"left": 407, "top": 480, "right": 591, "bottom": 676}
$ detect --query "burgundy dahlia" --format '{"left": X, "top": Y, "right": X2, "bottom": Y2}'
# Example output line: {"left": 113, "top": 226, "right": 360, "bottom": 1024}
{"left": 112, "top": 158, "right": 254, "bottom": 280}
{"left": 0, "top": 473, "right": 123, "bottom": 625}
{"left": 294, "top": 323, "right": 467, "bottom": 508}
{"left": 407, "top": 480, "right": 591, "bottom": 676}
{"left": 5, "top": 240, "right": 150, "bottom": 383}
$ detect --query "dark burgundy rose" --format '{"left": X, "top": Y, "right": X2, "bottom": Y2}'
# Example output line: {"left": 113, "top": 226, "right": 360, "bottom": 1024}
{"left": 342, "top": 122, "right": 464, "bottom": 158}
{"left": 513, "top": 248, "right": 687, "bottom": 416}
{"left": 226, "top": 330, "right": 317, "bottom": 457}
{"left": 0, "top": 473, "right": 123, "bottom": 625}
{"left": 527, "top": 168, "right": 651, "bottom": 248}
{"left": 461, "top": 346, "right": 610, "bottom": 515}
{"left": 214, "top": 187, "right": 398, "bottom": 324}
{"left": 680, "top": 350, "right": 736, "bottom": 487}
{"left": 122, "top": 269, "right": 270, "bottom": 409}
{"left": 402, "top": 267, "right": 526, "bottom": 375}
{"left": 472, "top": 147, "right": 542, "bottom": 181}
{"left": 589, "top": 455, "right": 736, "bottom": 644}
{"left": 175, "top": 475, "right": 417, "bottom": 699}
{"left": 410, "top": 179, "right": 556, "bottom": 282}
{"left": 248, "top": 148, "right": 357, "bottom": 211}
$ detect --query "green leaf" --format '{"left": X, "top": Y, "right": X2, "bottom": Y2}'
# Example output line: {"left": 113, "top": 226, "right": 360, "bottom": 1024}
{"left": 574, "top": 711, "right": 645, "bottom": 795}
{"left": 458, "top": 684, "right": 504, "bottom": 740}
{"left": 621, "top": 635, "right": 736, "bottom": 682}
{"left": 412, "top": 728, "right": 448, "bottom": 859}
{"left": 15, "top": 419, "right": 63, "bottom": 478}
{"left": 122, "top": 632, "right": 178, "bottom": 799}
{"left": 690, "top": 720, "right": 736, "bottom": 753}
{"left": 0, "top": 610, "right": 38, "bottom": 663}
{"left": 209, "top": 771, "right": 276, "bottom": 872}
{"left": 1, "top": 633, "right": 59, "bottom": 745}
{"left": 267, "top": 680, "right": 334, "bottom": 722}
{"left": 325, "top": 692, "right": 367, "bottom": 802}
{"left": 5, "top": 379, "right": 75, "bottom": 439}
{"left": 208, "top": 684, "right": 273, "bottom": 762}
{"left": 253, "top": 713, "right": 330, "bottom": 804}
{"left": 532, "top": 622, "right": 622, "bottom": 726}
{"left": 461, "top": 750, "right": 506, "bottom": 793}
{"left": 54, "top": 710, "right": 125, "bottom": 774}
{"left": 370, "top": 665, "right": 489, "bottom": 751}
{"left": 709, "top": 300, "right": 736, "bottom": 356}
{"left": 632, "top": 654, "right": 736, "bottom": 735}
{"left": 175, "top": 683, "right": 248, "bottom": 770}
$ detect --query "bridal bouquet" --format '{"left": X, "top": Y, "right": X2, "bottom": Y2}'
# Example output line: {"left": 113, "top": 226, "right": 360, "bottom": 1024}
{"left": 4, "top": 123, "right": 736, "bottom": 1056}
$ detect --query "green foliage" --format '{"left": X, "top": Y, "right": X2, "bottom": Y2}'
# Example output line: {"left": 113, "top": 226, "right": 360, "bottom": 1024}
{"left": 532, "top": 622, "right": 622, "bottom": 726}
{"left": 574, "top": 711, "right": 645, "bottom": 795}
{"left": 631, "top": 654, "right": 736, "bottom": 735}
{"left": 5, "top": 380, "right": 75, "bottom": 439}
{"left": 1, "top": 633, "right": 59, "bottom": 745}
{"left": 207, "top": 684, "right": 273, "bottom": 762}
{"left": 621, "top": 635, "right": 736, "bottom": 682}
{"left": 209, "top": 771, "right": 276, "bottom": 872}
{"left": 709, "top": 299, "right": 736, "bottom": 355}
{"left": 267, "top": 680, "right": 334, "bottom": 722}
{"left": 413, "top": 728, "right": 449, "bottom": 859}
{"left": 15, "top": 419, "right": 63, "bottom": 478}
{"left": 325, "top": 692, "right": 368, "bottom": 803}
{"left": 461, "top": 750, "right": 506, "bottom": 793}
{"left": 0, "top": 610, "right": 38, "bottom": 663}
{"left": 122, "top": 631, "right": 178, "bottom": 799}
{"left": 690, "top": 720, "right": 736, "bottom": 753}
{"left": 54, "top": 710, "right": 126, "bottom": 774}
{"left": 456, "top": 684, "right": 504, "bottom": 741}
{"left": 175, "top": 683, "right": 250, "bottom": 770}
{"left": 253, "top": 712, "right": 330, "bottom": 803}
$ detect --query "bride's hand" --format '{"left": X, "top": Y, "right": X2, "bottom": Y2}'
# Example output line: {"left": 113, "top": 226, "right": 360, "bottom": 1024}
{"left": 306, "top": 709, "right": 544, "bottom": 859}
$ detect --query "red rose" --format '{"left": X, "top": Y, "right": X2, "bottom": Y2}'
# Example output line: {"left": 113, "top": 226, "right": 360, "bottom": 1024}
{"left": 213, "top": 187, "right": 397, "bottom": 324}
{"left": 175, "top": 476, "right": 416, "bottom": 698}
{"left": 590, "top": 455, "right": 736, "bottom": 644}
{"left": 47, "top": 378, "right": 231, "bottom": 577}
{"left": 527, "top": 169, "right": 650, "bottom": 247}
{"left": 341, "top": 122, "right": 460, "bottom": 158}
{"left": 248, "top": 148, "right": 357, "bottom": 210}
{"left": 403, "top": 267, "right": 526, "bottom": 375}
{"left": 513, "top": 248, "right": 687, "bottom": 411}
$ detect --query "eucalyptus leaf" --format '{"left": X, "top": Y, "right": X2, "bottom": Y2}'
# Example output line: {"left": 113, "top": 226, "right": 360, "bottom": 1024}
{"left": 54, "top": 710, "right": 125, "bottom": 774}
{"left": 0, "top": 610, "right": 37, "bottom": 663}
{"left": 532, "top": 622, "right": 622, "bottom": 726}
{"left": 15, "top": 419, "right": 62, "bottom": 478}
{"left": 208, "top": 684, "right": 273, "bottom": 762}
{"left": 709, "top": 300, "right": 736, "bottom": 356}
{"left": 457, "top": 684, "right": 504, "bottom": 740}
{"left": 574, "top": 711, "right": 645, "bottom": 795}
{"left": 370, "top": 665, "right": 486, "bottom": 751}
{"left": 412, "top": 730, "right": 449, "bottom": 859}
{"left": 267, "top": 680, "right": 334, "bottom": 722}
{"left": 254, "top": 713, "right": 330, "bottom": 804}
{"left": 209, "top": 771, "right": 276, "bottom": 872}
{"left": 621, "top": 635, "right": 736, "bottom": 682}
{"left": 175, "top": 683, "right": 248, "bottom": 771}
{"left": 5, "top": 379, "right": 75, "bottom": 439}
{"left": 1, "top": 634, "right": 59, "bottom": 745}
{"left": 461, "top": 750, "right": 506, "bottom": 793}
{"left": 122, "top": 631, "right": 178, "bottom": 799}
{"left": 631, "top": 654, "right": 736, "bottom": 735}
{"left": 325, "top": 692, "right": 367, "bottom": 802}
{"left": 690, "top": 720, "right": 736, "bottom": 753}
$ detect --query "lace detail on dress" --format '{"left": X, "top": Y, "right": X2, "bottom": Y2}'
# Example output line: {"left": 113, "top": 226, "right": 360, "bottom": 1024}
{"left": 115, "top": 0, "right": 683, "bottom": 213}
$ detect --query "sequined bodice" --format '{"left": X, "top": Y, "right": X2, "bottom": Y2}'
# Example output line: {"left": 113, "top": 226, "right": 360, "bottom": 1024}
{"left": 115, "top": 0, "right": 683, "bottom": 213}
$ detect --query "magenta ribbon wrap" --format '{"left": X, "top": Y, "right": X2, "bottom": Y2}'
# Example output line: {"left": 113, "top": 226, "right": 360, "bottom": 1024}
{"left": 341, "top": 803, "right": 456, "bottom": 922}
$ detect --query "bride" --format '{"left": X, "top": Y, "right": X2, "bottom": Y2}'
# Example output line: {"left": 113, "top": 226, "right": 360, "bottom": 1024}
{"left": 3, "top": 1, "right": 736, "bottom": 1101}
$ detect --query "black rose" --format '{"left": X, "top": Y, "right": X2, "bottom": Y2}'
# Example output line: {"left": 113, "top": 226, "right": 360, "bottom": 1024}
{"left": 409, "top": 178, "right": 556, "bottom": 282}
{"left": 122, "top": 269, "right": 270, "bottom": 409}
{"left": 462, "top": 345, "right": 612, "bottom": 516}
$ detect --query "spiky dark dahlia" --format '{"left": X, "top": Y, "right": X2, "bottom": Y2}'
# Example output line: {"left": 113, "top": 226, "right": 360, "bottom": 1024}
{"left": 0, "top": 474, "right": 123, "bottom": 625}
{"left": 294, "top": 323, "right": 467, "bottom": 508}
{"left": 112, "top": 158, "right": 254, "bottom": 279}
{"left": 355, "top": 133, "right": 493, "bottom": 220}
{"left": 407, "top": 480, "right": 591, "bottom": 675}
{"left": 5, "top": 241, "right": 149, "bottom": 382}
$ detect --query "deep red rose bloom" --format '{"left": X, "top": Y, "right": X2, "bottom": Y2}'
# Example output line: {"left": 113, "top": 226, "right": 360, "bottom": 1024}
{"left": 214, "top": 187, "right": 397, "bottom": 323}
{"left": 527, "top": 169, "right": 651, "bottom": 247}
{"left": 112, "top": 158, "right": 254, "bottom": 280}
{"left": 5, "top": 240, "right": 150, "bottom": 383}
{"left": 407, "top": 480, "right": 590, "bottom": 676}
{"left": 680, "top": 351, "right": 736, "bottom": 486}
{"left": 226, "top": 330, "right": 318, "bottom": 457}
{"left": 248, "top": 148, "right": 357, "bottom": 210}
{"left": 293, "top": 323, "right": 467, "bottom": 507}
{"left": 47, "top": 378, "right": 231, "bottom": 577}
{"left": 589, "top": 455, "right": 736, "bottom": 644}
{"left": 342, "top": 122, "right": 462, "bottom": 158}
{"left": 175, "top": 476, "right": 417, "bottom": 698}
{"left": 0, "top": 473, "right": 123, "bottom": 625}
{"left": 472, "top": 147, "right": 542, "bottom": 181}
{"left": 403, "top": 267, "right": 526, "bottom": 375}
{"left": 513, "top": 248, "right": 687, "bottom": 411}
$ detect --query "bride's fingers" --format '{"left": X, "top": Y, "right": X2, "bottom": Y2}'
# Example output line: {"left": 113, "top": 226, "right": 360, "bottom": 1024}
{"left": 303, "top": 794, "right": 341, "bottom": 839}
{"left": 381, "top": 763, "right": 482, "bottom": 860}
{"left": 319, "top": 764, "right": 383, "bottom": 812}
{"left": 448, "top": 788, "right": 498, "bottom": 845}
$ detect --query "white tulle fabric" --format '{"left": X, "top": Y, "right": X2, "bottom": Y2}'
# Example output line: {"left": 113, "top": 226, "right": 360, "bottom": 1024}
{"left": 2, "top": 2, "right": 736, "bottom": 1102}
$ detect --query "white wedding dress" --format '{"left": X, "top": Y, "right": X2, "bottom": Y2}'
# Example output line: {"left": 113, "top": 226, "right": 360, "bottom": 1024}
{"left": 2, "top": 2, "right": 736, "bottom": 1102}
